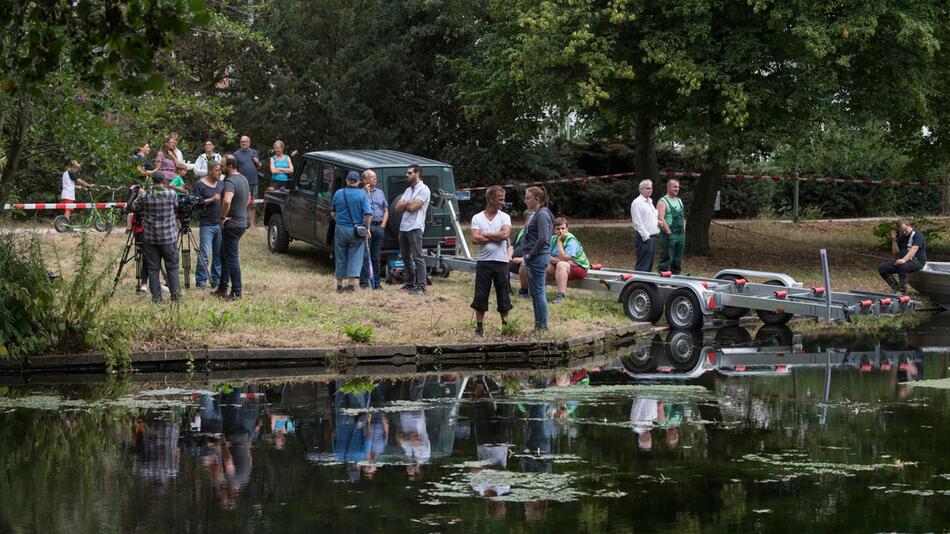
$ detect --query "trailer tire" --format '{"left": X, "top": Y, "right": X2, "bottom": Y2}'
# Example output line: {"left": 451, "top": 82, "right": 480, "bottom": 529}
{"left": 755, "top": 280, "right": 794, "bottom": 325}
{"left": 666, "top": 329, "right": 702, "bottom": 367}
{"left": 622, "top": 282, "right": 663, "bottom": 323}
{"left": 665, "top": 288, "right": 704, "bottom": 330}
{"left": 715, "top": 325, "right": 752, "bottom": 346}
{"left": 715, "top": 273, "right": 750, "bottom": 320}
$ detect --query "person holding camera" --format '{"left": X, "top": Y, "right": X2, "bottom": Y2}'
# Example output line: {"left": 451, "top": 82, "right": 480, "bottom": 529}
{"left": 215, "top": 154, "right": 250, "bottom": 300}
{"left": 331, "top": 170, "right": 372, "bottom": 293}
{"left": 193, "top": 161, "right": 224, "bottom": 289}
{"left": 130, "top": 171, "right": 181, "bottom": 303}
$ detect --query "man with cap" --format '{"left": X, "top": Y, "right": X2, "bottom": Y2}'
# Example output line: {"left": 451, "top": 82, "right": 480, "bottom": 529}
{"left": 331, "top": 170, "right": 372, "bottom": 292}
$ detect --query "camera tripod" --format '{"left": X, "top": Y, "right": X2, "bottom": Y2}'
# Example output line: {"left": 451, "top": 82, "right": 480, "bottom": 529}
{"left": 113, "top": 229, "right": 142, "bottom": 292}
{"left": 178, "top": 224, "right": 203, "bottom": 289}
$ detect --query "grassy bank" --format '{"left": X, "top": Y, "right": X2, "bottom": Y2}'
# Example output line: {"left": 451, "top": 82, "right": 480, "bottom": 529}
{"left": 31, "top": 218, "right": 946, "bottom": 352}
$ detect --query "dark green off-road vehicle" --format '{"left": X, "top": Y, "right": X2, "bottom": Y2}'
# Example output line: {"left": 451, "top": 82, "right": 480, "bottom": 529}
{"left": 263, "top": 150, "right": 460, "bottom": 261}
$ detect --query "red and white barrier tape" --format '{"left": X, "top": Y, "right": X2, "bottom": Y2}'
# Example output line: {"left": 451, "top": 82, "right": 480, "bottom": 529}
{"left": 3, "top": 199, "right": 267, "bottom": 211}
{"left": 664, "top": 170, "right": 929, "bottom": 187}
{"left": 457, "top": 171, "right": 637, "bottom": 192}
{"left": 458, "top": 170, "right": 933, "bottom": 192}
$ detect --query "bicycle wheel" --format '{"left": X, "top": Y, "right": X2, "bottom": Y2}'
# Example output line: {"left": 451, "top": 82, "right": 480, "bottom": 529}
{"left": 93, "top": 213, "right": 113, "bottom": 233}
{"left": 53, "top": 215, "right": 69, "bottom": 233}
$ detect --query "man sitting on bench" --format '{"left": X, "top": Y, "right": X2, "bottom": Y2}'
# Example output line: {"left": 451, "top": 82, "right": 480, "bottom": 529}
{"left": 546, "top": 217, "right": 591, "bottom": 304}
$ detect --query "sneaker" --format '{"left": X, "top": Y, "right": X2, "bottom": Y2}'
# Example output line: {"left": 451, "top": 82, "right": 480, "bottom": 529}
{"left": 410, "top": 287, "right": 426, "bottom": 295}
{"left": 225, "top": 293, "right": 241, "bottom": 301}
{"left": 553, "top": 295, "right": 566, "bottom": 304}
{"left": 518, "top": 289, "right": 530, "bottom": 298}
{"left": 474, "top": 327, "right": 484, "bottom": 337}
{"left": 137, "top": 284, "right": 147, "bottom": 293}
{"left": 212, "top": 290, "right": 229, "bottom": 299}
{"left": 161, "top": 284, "right": 170, "bottom": 293}
{"left": 195, "top": 283, "right": 206, "bottom": 289}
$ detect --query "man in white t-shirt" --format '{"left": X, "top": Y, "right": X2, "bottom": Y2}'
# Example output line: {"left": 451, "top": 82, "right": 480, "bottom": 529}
{"left": 470, "top": 185, "right": 512, "bottom": 337}
{"left": 394, "top": 164, "right": 431, "bottom": 294}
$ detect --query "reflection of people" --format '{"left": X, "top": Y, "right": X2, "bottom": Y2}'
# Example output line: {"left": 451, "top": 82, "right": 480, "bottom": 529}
{"left": 132, "top": 413, "right": 181, "bottom": 484}
{"left": 630, "top": 398, "right": 665, "bottom": 451}
{"left": 879, "top": 219, "right": 927, "bottom": 293}
{"left": 397, "top": 411, "right": 431, "bottom": 479}
{"left": 333, "top": 387, "right": 372, "bottom": 464}
{"left": 221, "top": 388, "right": 260, "bottom": 492}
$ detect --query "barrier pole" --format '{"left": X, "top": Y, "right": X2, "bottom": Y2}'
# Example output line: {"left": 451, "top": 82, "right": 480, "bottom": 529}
{"left": 820, "top": 249, "right": 833, "bottom": 323}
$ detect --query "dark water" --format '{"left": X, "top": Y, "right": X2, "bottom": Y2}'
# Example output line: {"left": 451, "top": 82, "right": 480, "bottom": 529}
{"left": 2, "top": 318, "right": 950, "bottom": 533}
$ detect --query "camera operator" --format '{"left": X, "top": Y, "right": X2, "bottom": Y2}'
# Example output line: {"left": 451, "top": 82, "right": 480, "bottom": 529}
{"left": 193, "top": 161, "right": 224, "bottom": 289}
{"left": 130, "top": 171, "right": 181, "bottom": 303}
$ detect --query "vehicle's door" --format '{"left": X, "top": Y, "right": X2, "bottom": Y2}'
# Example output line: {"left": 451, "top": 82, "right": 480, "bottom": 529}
{"left": 313, "top": 161, "right": 338, "bottom": 246}
{"left": 285, "top": 158, "right": 318, "bottom": 244}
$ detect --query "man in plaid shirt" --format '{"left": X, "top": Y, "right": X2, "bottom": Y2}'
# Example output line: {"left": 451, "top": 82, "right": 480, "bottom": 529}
{"left": 131, "top": 171, "right": 181, "bottom": 302}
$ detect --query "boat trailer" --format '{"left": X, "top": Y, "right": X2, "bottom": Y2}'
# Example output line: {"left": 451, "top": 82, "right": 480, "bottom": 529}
{"left": 424, "top": 252, "right": 916, "bottom": 328}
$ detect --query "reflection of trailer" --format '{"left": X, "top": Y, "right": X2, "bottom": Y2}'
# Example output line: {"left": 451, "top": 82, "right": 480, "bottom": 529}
{"left": 714, "top": 341, "right": 922, "bottom": 377}
{"left": 426, "top": 252, "right": 916, "bottom": 328}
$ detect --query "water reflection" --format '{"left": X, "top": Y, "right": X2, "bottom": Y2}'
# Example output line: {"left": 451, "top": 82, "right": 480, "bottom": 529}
{"left": 2, "top": 317, "right": 950, "bottom": 532}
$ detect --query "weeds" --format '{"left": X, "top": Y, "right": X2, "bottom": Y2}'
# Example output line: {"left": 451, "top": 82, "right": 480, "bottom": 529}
{"left": 343, "top": 324, "right": 374, "bottom": 343}
{"left": 208, "top": 310, "right": 234, "bottom": 329}
{"left": 501, "top": 317, "right": 523, "bottom": 336}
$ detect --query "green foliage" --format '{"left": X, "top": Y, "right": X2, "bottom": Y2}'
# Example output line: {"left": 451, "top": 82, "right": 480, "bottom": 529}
{"left": 343, "top": 324, "right": 373, "bottom": 343}
{"left": 207, "top": 310, "right": 234, "bottom": 329}
{"left": 500, "top": 317, "right": 523, "bottom": 337}
{"left": 0, "top": 233, "right": 132, "bottom": 365}
{"left": 871, "top": 218, "right": 947, "bottom": 250}
{"left": 339, "top": 377, "right": 377, "bottom": 395}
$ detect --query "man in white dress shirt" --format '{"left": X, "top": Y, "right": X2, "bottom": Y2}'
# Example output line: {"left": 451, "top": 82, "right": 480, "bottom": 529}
{"left": 630, "top": 179, "right": 659, "bottom": 272}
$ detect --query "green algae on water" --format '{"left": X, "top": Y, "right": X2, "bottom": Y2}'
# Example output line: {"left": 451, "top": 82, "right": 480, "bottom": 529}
{"left": 911, "top": 378, "right": 950, "bottom": 390}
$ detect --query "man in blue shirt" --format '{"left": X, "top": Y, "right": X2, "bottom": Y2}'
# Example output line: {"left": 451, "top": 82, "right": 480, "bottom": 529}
{"left": 331, "top": 171, "right": 372, "bottom": 292}
{"left": 878, "top": 219, "right": 927, "bottom": 293}
{"left": 359, "top": 169, "right": 389, "bottom": 289}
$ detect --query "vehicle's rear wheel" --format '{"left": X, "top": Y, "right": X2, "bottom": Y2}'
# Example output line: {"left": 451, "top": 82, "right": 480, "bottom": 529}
{"left": 268, "top": 214, "right": 290, "bottom": 253}
{"left": 665, "top": 288, "right": 704, "bottom": 330}
{"left": 93, "top": 215, "right": 112, "bottom": 233}
{"left": 622, "top": 282, "right": 663, "bottom": 323}
{"left": 716, "top": 273, "right": 750, "bottom": 320}
{"left": 756, "top": 280, "right": 794, "bottom": 325}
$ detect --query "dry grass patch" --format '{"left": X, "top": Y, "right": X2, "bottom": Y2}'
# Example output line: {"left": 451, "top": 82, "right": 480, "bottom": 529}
{"left": 27, "top": 217, "right": 945, "bottom": 352}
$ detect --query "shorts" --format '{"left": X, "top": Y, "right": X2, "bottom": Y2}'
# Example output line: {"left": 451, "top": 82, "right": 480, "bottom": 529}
{"left": 471, "top": 261, "right": 513, "bottom": 314}
{"left": 550, "top": 261, "right": 588, "bottom": 280}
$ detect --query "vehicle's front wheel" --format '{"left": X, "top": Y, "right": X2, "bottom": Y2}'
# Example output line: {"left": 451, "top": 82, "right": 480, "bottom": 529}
{"left": 267, "top": 214, "right": 290, "bottom": 253}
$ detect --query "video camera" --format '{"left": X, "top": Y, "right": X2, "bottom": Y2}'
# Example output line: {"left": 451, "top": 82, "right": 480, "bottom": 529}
{"left": 176, "top": 194, "right": 203, "bottom": 230}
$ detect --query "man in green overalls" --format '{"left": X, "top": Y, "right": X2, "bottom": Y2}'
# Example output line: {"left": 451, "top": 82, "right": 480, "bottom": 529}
{"left": 657, "top": 178, "right": 686, "bottom": 274}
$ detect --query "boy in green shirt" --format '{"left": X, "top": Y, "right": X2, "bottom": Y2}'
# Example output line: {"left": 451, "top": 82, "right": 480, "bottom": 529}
{"left": 168, "top": 163, "right": 189, "bottom": 195}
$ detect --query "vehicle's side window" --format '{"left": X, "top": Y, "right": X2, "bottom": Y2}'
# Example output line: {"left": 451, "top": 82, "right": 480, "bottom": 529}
{"left": 297, "top": 159, "right": 316, "bottom": 191}
{"left": 318, "top": 163, "right": 336, "bottom": 198}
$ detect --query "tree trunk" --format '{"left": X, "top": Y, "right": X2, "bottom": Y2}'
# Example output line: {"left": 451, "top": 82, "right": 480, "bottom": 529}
{"left": 685, "top": 163, "right": 724, "bottom": 256}
{"left": 634, "top": 110, "right": 658, "bottom": 194}
{"left": 942, "top": 164, "right": 950, "bottom": 216}
{"left": 0, "top": 94, "right": 31, "bottom": 216}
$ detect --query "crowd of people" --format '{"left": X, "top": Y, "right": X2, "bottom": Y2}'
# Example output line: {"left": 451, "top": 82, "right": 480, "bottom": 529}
{"left": 68, "top": 134, "right": 928, "bottom": 313}
{"left": 122, "top": 133, "right": 266, "bottom": 303}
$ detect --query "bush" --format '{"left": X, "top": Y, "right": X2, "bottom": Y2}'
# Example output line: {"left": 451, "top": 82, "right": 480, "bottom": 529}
{"left": 339, "top": 377, "right": 377, "bottom": 395}
{"left": 0, "top": 233, "right": 132, "bottom": 365}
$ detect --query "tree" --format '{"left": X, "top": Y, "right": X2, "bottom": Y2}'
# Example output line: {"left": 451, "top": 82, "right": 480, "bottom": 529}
{"left": 452, "top": 0, "right": 948, "bottom": 254}
{"left": 0, "top": 0, "right": 209, "bottom": 211}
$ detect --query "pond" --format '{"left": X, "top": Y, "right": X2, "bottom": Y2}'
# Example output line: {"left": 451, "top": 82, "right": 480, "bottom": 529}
{"left": 2, "top": 315, "right": 950, "bottom": 533}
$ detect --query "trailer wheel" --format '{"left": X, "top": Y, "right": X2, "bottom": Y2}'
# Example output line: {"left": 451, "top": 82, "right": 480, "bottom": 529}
{"left": 715, "top": 273, "right": 750, "bottom": 320}
{"left": 620, "top": 334, "right": 662, "bottom": 374}
{"left": 622, "top": 282, "right": 663, "bottom": 323}
{"left": 756, "top": 280, "right": 794, "bottom": 325}
{"left": 715, "top": 325, "right": 753, "bottom": 346}
{"left": 666, "top": 329, "right": 702, "bottom": 367}
{"left": 665, "top": 288, "right": 704, "bottom": 330}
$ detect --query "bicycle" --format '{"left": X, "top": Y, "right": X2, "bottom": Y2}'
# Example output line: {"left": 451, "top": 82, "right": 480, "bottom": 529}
{"left": 52, "top": 186, "right": 123, "bottom": 233}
